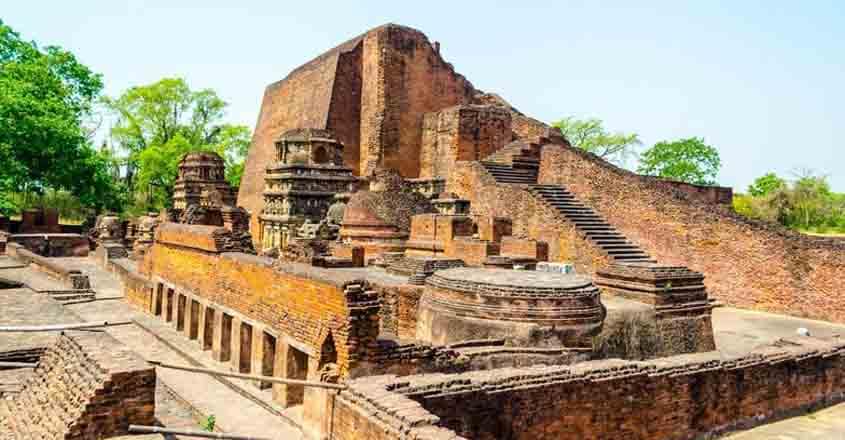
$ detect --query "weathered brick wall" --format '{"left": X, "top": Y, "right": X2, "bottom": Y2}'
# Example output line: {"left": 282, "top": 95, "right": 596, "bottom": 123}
{"left": 447, "top": 161, "right": 610, "bottom": 272}
{"left": 105, "top": 257, "right": 154, "bottom": 312}
{"left": 359, "top": 25, "right": 476, "bottom": 177}
{"left": 327, "top": 41, "right": 364, "bottom": 174}
{"left": 0, "top": 331, "right": 155, "bottom": 439}
{"left": 419, "top": 105, "right": 512, "bottom": 179}
{"left": 8, "top": 242, "right": 91, "bottom": 290}
{"left": 332, "top": 338, "right": 845, "bottom": 440}
{"left": 241, "top": 24, "right": 477, "bottom": 243}
{"left": 500, "top": 236, "right": 549, "bottom": 261}
{"left": 377, "top": 284, "right": 424, "bottom": 340}
{"left": 145, "top": 224, "right": 381, "bottom": 376}
{"left": 239, "top": 32, "right": 361, "bottom": 236}
{"left": 538, "top": 144, "right": 845, "bottom": 322}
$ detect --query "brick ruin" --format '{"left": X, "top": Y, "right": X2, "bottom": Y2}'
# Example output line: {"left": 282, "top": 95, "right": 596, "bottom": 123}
{"left": 4, "top": 22, "right": 845, "bottom": 440}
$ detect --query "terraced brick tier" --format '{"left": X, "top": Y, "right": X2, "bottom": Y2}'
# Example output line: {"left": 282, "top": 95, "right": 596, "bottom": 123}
{"left": 595, "top": 262, "right": 711, "bottom": 316}
{"left": 417, "top": 268, "right": 604, "bottom": 348}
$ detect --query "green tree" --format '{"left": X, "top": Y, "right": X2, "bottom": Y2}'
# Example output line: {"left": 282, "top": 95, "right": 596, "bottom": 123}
{"left": 552, "top": 117, "right": 641, "bottom": 165}
{"left": 637, "top": 137, "right": 721, "bottom": 185}
{"left": 0, "top": 20, "right": 120, "bottom": 214}
{"left": 747, "top": 172, "right": 786, "bottom": 197}
{"left": 104, "top": 78, "right": 251, "bottom": 211}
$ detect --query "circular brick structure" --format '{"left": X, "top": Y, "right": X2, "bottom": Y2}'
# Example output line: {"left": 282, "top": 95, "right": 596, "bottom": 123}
{"left": 417, "top": 268, "right": 604, "bottom": 347}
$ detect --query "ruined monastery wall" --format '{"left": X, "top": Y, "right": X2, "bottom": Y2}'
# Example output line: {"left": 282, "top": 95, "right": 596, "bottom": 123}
{"left": 239, "top": 35, "right": 357, "bottom": 236}
{"left": 145, "top": 223, "right": 381, "bottom": 377}
{"left": 359, "top": 25, "right": 475, "bottom": 177}
{"left": 538, "top": 144, "right": 845, "bottom": 322}
{"left": 332, "top": 339, "right": 845, "bottom": 440}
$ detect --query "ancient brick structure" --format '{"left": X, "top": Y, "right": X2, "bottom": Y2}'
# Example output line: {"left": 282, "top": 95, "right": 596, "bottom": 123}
{"left": 0, "top": 331, "right": 155, "bottom": 439}
{"left": 28, "top": 22, "right": 844, "bottom": 440}
{"left": 418, "top": 268, "right": 604, "bottom": 347}
{"left": 536, "top": 144, "right": 845, "bottom": 322}
{"left": 258, "top": 128, "right": 357, "bottom": 250}
{"left": 172, "top": 151, "right": 236, "bottom": 212}
{"left": 419, "top": 104, "right": 512, "bottom": 179}
{"left": 331, "top": 337, "right": 845, "bottom": 440}
{"left": 595, "top": 263, "right": 716, "bottom": 355}
{"left": 240, "top": 24, "right": 480, "bottom": 240}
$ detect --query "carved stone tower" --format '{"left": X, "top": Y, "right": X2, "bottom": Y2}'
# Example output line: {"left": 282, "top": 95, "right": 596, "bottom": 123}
{"left": 258, "top": 129, "right": 358, "bottom": 251}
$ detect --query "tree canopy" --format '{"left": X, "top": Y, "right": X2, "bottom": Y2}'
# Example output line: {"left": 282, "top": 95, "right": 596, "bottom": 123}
{"left": 734, "top": 171, "right": 845, "bottom": 234}
{"left": 552, "top": 117, "right": 640, "bottom": 165}
{"left": 103, "top": 77, "right": 251, "bottom": 213}
{"left": 747, "top": 172, "right": 786, "bottom": 197}
{"left": 637, "top": 137, "right": 721, "bottom": 185}
{"left": 0, "top": 20, "right": 122, "bottom": 214}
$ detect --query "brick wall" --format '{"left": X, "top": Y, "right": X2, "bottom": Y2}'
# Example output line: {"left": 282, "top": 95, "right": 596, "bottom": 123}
{"left": 106, "top": 257, "right": 154, "bottom": 312}
{"left": 8, "top": 242, "right": 91, "bottom": 290}
{"left": 0, "top": 331, "right": 155, "bottom": 439}
{"left": 419, "top": 105, "right": 512, "bottom": 178}
{"left": 538, "top": 144, "right": 845, "bottom": 322}
{"left": 145, "top": 223, "right": 381, "bottom": 377}
{"left": 238, "top": 32, "right": 360, "bottom": 237}
{"left": 331, "top": 338, "right": 845, "bottom": 440}
{"left": 359, "top": 25, "right": 476, "bottom": 177}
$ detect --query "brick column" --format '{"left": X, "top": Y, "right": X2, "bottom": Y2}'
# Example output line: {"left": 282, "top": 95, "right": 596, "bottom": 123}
{"left": 182, "top": 295, "right": 194, "bottom": 339}
{"left": 272, "top": 339, "right": 289, "bottom": 407}
{"left": 250, "top": 325, "right": 266, "bottom": 389}
{"left": 212, "top": 310, "right": 224, "bottom": 361}
{"left": 197, "top": 303, "right": 208, "bottom": 348}
{"left": 230, "top": 317, "right": 243, "bottom": 371}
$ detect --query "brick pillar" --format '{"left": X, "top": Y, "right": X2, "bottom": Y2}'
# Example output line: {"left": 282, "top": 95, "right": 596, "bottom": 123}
{"left": 197, "top": 303, "right": 208, "bottom": 347}
{"left": 212, "top": 310, "right": 225, "bottom": 361}
{"left": 250, "top": 325, "right": 266, "bottom": 389}
{"left": 182, "top": 295, "right": 194, "bottom": 339}
{"left": 230, "top": 317, "right": 242, "bottom": 371}
{"left": 272, "top": 339, "right": 289, "bottom": 406}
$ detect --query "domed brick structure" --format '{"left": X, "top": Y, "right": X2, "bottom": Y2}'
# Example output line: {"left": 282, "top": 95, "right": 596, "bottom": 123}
{"left": 418, "top": 267, "right": 605, "bottom": 347}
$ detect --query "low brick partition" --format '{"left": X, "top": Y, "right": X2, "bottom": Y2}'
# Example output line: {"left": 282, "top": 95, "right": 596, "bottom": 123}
{"left": 0, "top": 331, "right": 156, "bottom": 439}
{"left": 107, "top": 257, "right": 154, "bottom": 311}
{"left": 331, "top": 336, "right": 845, "bottom": 440}
{"left": 7, "top": 242, "right": 91, "bottom": 290}
{"left": 7, "top": 233, "right": 89, "bottom": 257}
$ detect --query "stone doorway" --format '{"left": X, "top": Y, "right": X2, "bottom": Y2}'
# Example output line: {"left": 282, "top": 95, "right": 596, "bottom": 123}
{"left": 220, "top": 313, "right": 233, "bottom": 362}
{"left": 285, "top": 346, "right": 309, "bottom": 407}
{"left": 153, "top": 284, "right": 163, "bottom": 316}
{"left": 203, "top": 307, "right": 214, "bottom": 350}
{"left": 165, "top": 288, "right": 174, "bottom": 322}
{"left": 260, "top": 332, "right": 276, "bottom": 389}
{"left": 239, "top": 322, "right": 253, "bottom": 373}
{"left": 176, "top": 295, "right": 186, "bottom": 331}
{"left": 189, "top": 300, "right": 200, "bottom": 340}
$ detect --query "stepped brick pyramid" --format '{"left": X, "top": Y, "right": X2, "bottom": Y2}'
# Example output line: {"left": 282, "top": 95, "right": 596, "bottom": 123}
{"left": 0, "top": 331, "right": 155, "bottom": 440}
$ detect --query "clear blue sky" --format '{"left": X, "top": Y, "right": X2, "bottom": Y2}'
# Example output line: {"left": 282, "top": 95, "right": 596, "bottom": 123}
{"left": 5, "top": 1, "right": 843, "bottom": 191}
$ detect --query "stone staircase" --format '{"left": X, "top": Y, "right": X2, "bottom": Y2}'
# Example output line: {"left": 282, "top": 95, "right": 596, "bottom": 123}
{"left": 478, "top": 141, "right": 656, "bottom": 264}
{"left": 528, "top": 185, "right": 655, "bottom": 263}
{"left": 481, "top": 140, "right": 542, "bottom": 184}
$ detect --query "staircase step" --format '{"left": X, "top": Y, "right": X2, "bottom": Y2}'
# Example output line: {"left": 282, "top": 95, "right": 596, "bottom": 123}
{"left": 613, "top": 253, "right": 652, "bottom": 260}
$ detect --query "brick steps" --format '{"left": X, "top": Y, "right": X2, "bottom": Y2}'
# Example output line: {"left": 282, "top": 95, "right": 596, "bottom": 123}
{"left": 480, "top": 162, "right": 538, "bottom": 184}
{"left": 0, "top": 336, "right": 108, "bottom": 439}
{"left": 528, "top": 184, "right": 657, "bottom": 264}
